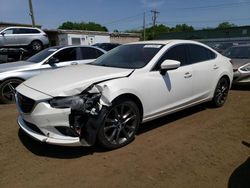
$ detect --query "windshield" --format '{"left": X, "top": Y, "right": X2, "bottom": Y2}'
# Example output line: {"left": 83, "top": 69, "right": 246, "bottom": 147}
{"left": 27, "top": 47, "right": 60, "bottom": 63}
{"left": 223, "top": 46, "right": 250, "bottom": 59}
{"left": 91, "top": 44, "right": 163, "bottom": 69}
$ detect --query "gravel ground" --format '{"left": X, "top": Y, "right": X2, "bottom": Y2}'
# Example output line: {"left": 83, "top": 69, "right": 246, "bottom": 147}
{"left": 0, "top": 86, "right": 249, "bottom": 188}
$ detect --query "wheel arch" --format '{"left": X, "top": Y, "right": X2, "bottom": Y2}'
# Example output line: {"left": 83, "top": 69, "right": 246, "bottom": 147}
{"left": 0, "top": 77, "right": 25, "bottom": 85}
{"left": 219, "top": 74, "right": 231, "bottom": 88}
{"left": 29, "top": 39, "right": 42, "bottom": 46}
{"left": 111, "top": 93, "right": 144, "bottom": 122}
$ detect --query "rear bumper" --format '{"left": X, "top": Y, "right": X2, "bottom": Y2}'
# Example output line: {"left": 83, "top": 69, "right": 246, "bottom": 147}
{"left": 17, "top": 116, "right": 90, "bottom": 147}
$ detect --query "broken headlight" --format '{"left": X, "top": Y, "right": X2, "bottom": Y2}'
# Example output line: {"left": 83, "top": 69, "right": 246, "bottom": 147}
{"left": 49, "top": 93, "right": 101, "bottom": 114}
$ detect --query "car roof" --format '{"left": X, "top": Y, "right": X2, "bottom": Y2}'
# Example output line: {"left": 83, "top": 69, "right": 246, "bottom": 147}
{"left": 127, "top": 39, "right": 206, "bottom": 45}
{"left": 48, "top": 45, "right": 107, "bottom": 52}
{"left": 4, "top": 26, "right": 41, "bottom": 30}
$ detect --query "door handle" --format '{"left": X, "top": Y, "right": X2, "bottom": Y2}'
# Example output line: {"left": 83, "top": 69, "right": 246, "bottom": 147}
{"left": 71, "top": 62, "right": 78, "bottom": 65}
{"left": 184, "top": 72, "right": 192, "bottom": 78}
{"left": 213, "top": 65, "right": 219, "bottom": 70}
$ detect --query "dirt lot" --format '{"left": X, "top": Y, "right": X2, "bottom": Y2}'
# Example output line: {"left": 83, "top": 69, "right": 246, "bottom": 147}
{"left": 0, "top": 87, "right": 249, "bottom": 188}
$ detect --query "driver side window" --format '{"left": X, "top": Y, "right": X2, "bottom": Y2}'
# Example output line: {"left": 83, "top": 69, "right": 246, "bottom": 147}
{"left": 52, "top": 47, "right": 77, "bottom": 63}
{"left": 154, "top": 44, "right": 188, "bottom": 70}
{"left": 3, "top": 29, "right": 14, "bottom": 34}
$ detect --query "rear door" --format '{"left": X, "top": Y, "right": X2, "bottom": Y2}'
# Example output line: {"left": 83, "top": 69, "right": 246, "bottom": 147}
{"left": 15, "top": 28, "right": 40, "bottom": 46}
{"left": 187, "top": 44, "right": 218, "bottom": 100}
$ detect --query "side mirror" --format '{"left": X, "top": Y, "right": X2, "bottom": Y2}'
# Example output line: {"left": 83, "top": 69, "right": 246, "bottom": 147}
{"left": 47, "top": 57, "right": 59, "bottom": 64}
{"left": 160, "top": 59, "right": 180, "bottom": 75}
{"left": 1, "top": 32, "right": 5, "bottom": 36}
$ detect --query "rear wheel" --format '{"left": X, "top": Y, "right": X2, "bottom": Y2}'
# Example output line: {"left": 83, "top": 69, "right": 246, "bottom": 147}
{"left": 211, "top": 77, "right": 229, "bottom": 107}
{"left": 97, "top": 99, "right": 140, "bottom": 149}
{"left": 0, "top": 79, "right": 23, "bottom": 104}
{"left": 30, "top": 40, "right": 43, "bottom": 52}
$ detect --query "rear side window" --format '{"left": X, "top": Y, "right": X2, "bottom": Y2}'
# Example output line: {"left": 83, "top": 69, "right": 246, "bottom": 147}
{"left": 16, "top": 28, "right": 40, "bottom": 34}
{"left": 52, "top": 47, "right": 77, "bottom": 62}
{"left": 154, "top": 44, "right": 188, "bottom": 70}
{"left": 188, "top": 44, "right": 216, "bottom": 63}
{"left": 80, "top": 47, "right": 104, "bottom": 59}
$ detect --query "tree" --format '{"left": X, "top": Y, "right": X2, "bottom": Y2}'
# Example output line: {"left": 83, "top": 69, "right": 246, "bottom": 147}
{"left": 217, "top": 22, "right": 237, "bottom": 29}
{"left": 146, "top": 24, "right": 170, "bottom": 40}
{"left": 58, "top": 21, "right": 108, "bottom": 32}
{"left": 171, "top": 24, "right": 194, "bottom": 32}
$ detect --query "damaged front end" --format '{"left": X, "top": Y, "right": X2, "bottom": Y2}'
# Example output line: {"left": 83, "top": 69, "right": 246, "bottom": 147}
{"left": 49, "top": 84, "right": 111, "bottom": 146}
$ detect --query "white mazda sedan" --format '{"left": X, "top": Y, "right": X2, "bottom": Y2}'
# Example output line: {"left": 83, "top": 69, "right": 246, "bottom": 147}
{"left": 15, "top": 40, "right": 233, "bottom": 149}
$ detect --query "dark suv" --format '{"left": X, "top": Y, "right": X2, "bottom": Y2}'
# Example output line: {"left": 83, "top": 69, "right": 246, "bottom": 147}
{"left": 93, "top": 43, "right": 120, "bottom": 51}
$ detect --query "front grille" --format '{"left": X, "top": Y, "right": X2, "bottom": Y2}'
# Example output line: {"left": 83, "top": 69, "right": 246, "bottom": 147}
{"left": 24, "top": 120, "right": 45, "bottom": 136}
{"left": 16, "top": 93, "right": 36, "bottom": 113}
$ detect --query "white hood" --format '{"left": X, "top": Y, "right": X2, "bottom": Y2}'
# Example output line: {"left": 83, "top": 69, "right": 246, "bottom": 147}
{"left": 22, "top": 64, "right": 133, "bottom": 97}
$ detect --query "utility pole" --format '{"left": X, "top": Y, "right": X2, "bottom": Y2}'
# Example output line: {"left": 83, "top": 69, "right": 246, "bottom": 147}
{"left": 151, "top": 10, "right": 160, "bottom": 39}
{"left": 28, "top": 0, "right": 36, "bottom": 27}
{"left": 143, "top": 12, "right": 146, "bottom": 41}
{"left": 151, "top": 10, "right": 160, "bottom": 27}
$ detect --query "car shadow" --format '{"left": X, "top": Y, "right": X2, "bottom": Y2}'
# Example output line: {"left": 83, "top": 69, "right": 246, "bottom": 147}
{"left": 231, "top": 85, "right": 250, "bottom": 91}
{"left": 228, "top": 141, "right": 250, "bottom": 188}
{"left": 137, "top": 103, "right": 207, "bottom": 135}
{"left": 18, "top": 129, "right": 107, "bottom": 159}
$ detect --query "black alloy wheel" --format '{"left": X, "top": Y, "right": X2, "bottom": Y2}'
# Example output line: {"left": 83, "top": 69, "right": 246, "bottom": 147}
{"left": 98, "top": 99, "right": 140, "bottom": 149}
{"left": 212, "top": 77, "right": 229, "bottom": 107}
{"left": 0, "top": 79, "right": 23, "bottom": 104}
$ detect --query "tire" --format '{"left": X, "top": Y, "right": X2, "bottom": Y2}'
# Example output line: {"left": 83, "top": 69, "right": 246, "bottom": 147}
{"left": 30, "top": 40, "right": 43, "bottom": 52}
{"left": 97, "top": 98, "right": 140, "bottom": 149}
{"left": 211, "top": 77, "right": 229, "bottom": 107}
{"left": 0, "top": 79, "right": 23, "bottom": 104}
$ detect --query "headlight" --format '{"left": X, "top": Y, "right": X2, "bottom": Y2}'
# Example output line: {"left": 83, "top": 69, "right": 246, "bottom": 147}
{"left": 49, "top": 95, "right": 83, "bottom": 109}
{"left": 240, "top": 63, "right": 250, "bottom": 72}
{"left": 49, "top": 93, "right": 101, "bottom": 112}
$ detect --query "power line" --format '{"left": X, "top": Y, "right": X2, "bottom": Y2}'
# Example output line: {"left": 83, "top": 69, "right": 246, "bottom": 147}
{"left": 159, "top": 1, "right": 250, "bottom": 11}
{"left": 159, "top": 17, "right": 250, "bottom": 25}
{"left": 103, "top": 13, "right": 144, "bottom": 26}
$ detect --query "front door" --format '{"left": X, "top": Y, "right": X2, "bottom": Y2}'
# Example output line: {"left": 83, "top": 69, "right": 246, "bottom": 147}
{"left": 142, "top": 44, "right": 194, "bottom": 119}
{"left": 40, "top": 47, "right": 80, "bottom": 72}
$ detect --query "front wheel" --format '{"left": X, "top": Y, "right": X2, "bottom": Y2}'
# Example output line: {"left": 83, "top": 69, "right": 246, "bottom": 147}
{"left": 211, "top": 77, "right": 229, "bottom": 107}
{"left": 0, "top": 79, "right": 23, "bottom": 104}
{"left": 97, "top": 99, "right": 140, "bottom": 149}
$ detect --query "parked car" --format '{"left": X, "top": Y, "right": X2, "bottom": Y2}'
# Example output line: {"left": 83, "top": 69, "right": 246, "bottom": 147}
{"left": 211, "top": 42, "right": 237, "bottom": 53}
{"left": 0, "top": 27, "right": 49, "bottom": 52}
{"left": 222, "top": 44, "right": 250, "bottom": 85}
{"left": 93, "top": 43, "right": 120, "bottom": 51}
{"left": 0, "top": 45, "right": 106, "bottom": 103}
{"left": 15, "top": 40, "right": 233, "bottom": 149}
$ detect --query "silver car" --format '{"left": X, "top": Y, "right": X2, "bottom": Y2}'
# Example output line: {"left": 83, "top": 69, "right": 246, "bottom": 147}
{"left": 0, "top": 27, "right": 49, "bottom": 51}
{"left": 0, "top": 45, "right": 106, "bottom": 103}
{"left": 222, "top": 44, "right": 250, "bottom": 85}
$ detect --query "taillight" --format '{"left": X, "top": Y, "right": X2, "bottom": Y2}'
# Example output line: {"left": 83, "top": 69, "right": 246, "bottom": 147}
{"left": 43, "top": 34, "right": 48, "bottom": 37}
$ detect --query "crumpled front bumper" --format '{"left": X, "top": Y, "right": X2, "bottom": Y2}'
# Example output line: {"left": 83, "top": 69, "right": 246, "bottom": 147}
{"left": 17, "top": 116, "right": 91, "bottom": 146}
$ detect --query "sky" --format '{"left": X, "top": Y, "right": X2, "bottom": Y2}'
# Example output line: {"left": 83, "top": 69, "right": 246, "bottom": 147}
{"left": 0, "top": 0, "right": 250, "bottom": 31}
